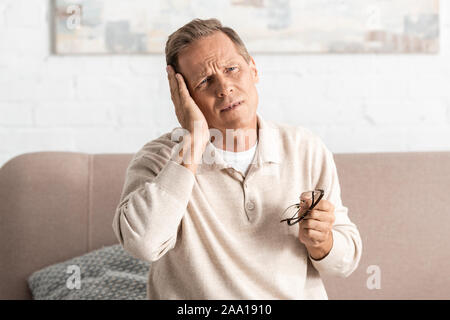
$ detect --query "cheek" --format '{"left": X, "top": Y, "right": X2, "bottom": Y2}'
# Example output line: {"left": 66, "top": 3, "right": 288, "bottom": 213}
{"left": 237, "top": 74, "right": 256, "bottom": 96}
{"left": 193, "top": 93, "right": 215, "bottom": 113}
{"left": 243, "top": 80, "right": 258, "bottom": 103}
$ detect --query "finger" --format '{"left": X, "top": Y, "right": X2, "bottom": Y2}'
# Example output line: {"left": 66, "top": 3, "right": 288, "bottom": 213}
{"left": 300, "top": 218, "right": 328, "bottom": 232}
{"left": 175, "top": 72, "right": 192, "bottom": 102}
{"left": 167, "top": 65, "right": 180, "bottom": 104}
{"left": 167, "top": 66, "right": 179, "bottom": 99}
{"left": 304, "top": 209, "right": 335, "bottom": 223}
{"left": 301, "top": 229, "right": 326, "bottom": 242}
{"left": 314, "top": 199, "right": 334, "bottom": 212}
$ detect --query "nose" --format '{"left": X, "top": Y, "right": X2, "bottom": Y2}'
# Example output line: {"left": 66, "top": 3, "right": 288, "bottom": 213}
{"left": 215, "top": 75, "right": 233, "bottom": 98}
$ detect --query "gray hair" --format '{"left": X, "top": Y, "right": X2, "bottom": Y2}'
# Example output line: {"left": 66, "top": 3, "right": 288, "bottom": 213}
{"left": 165, "top": 18, "right": 251, "bottom": 73}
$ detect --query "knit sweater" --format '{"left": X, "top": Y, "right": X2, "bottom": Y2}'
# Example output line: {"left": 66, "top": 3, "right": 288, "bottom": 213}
{"left": 112, "top": 112, "right": 362, "bottom": 299}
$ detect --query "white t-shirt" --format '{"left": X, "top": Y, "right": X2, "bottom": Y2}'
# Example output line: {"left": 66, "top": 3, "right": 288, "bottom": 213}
{"left": 213, "top": 141, "right": 258, "bottom": 176}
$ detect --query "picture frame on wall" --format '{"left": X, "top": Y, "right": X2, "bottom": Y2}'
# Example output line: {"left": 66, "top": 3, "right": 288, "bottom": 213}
{"left": 52, "top": 0, "right": 439, "bottom": 54}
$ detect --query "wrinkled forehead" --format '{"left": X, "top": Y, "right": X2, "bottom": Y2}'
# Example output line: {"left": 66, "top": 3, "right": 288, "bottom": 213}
{"left": 177, "top": 32, "right": 245, "bottom": 81}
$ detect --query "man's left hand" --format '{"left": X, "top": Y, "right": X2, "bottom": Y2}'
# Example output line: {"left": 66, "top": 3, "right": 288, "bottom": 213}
{"left": 298, "top": 199, "right": 335, "bottom": 260}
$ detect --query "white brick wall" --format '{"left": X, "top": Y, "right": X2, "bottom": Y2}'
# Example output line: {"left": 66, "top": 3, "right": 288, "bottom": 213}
{"left": 1, "top": 0, "right": 450, "bottom": 168}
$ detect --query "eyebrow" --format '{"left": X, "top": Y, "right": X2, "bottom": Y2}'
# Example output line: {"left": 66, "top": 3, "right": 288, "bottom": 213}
{"left": 192, "top": 59, "right": 240, "bottom": 84}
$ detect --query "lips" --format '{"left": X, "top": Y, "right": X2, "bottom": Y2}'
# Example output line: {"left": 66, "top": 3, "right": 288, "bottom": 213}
{"left": 220, "top": 100, "right": 243, "bottom": 112}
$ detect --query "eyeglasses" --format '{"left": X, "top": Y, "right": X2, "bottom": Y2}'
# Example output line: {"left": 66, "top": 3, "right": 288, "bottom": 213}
{"left": 279, "top": 189, "right": 325, "bottom": 226}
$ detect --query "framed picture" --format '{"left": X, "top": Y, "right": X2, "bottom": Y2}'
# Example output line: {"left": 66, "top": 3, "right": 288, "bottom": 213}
{"left": 52, "top": 0, "right": 439, "bottom": 54}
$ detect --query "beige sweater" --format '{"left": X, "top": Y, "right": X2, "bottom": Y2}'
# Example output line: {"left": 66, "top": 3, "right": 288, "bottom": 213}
{"left": 112, "top": 112, "right": 362, "bottom": 299}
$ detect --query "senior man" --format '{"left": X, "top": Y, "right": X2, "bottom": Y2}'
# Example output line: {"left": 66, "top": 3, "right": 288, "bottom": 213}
{"left": 113, "top": 18, "right": 362, "bottom": 300}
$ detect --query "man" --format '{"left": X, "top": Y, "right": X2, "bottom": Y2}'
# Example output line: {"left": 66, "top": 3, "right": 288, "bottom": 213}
{"left": 112, "top": 18, "right": 362, "bottom": 299}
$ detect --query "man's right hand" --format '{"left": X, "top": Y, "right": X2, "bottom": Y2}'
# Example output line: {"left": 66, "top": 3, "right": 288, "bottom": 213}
{"left": 166, "top": 65, "right": 210, "bottom": 173}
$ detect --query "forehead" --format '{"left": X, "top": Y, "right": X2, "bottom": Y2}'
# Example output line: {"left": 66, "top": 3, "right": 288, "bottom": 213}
{"left": 178, "top": 31, "right": 244, "bottom": 79}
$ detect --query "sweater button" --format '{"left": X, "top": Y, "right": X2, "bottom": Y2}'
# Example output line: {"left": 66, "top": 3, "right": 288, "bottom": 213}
{"left": 246, "top": 201, "right": 255, "bottom": 210}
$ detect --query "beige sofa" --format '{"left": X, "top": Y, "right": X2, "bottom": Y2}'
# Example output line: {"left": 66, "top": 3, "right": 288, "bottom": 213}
{"left": 0, "top": 151, "right": 449, "bottom": 300}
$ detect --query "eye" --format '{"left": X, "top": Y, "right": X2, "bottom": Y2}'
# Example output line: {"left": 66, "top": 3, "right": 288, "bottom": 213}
{"left": 226, "top": 66, "right": 237, "bottom": 72}
{"left": 197, "top": 77, "right": 209, "bottom": 88}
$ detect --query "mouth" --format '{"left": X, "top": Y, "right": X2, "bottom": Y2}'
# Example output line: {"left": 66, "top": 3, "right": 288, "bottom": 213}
{"left": 220, "top": 100, "right": 243, "bottom": 113}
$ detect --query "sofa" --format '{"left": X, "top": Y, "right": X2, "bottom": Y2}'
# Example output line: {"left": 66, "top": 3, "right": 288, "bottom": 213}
{"left": 1, "top": 150, "right": 449, "bottom": 300}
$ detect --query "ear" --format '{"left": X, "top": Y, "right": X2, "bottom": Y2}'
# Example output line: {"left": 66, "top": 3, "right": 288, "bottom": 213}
{"left": 248, "top": 56, "right": 259, "bottom": 84}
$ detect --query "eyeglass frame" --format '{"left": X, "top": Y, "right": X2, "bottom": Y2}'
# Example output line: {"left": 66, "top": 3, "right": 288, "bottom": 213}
{"left": 279, "top": 189, "right": 325, "bottom": 226}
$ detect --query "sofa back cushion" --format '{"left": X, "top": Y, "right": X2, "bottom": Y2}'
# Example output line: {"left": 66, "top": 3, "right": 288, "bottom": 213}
{"left": 1, "top": 151, "right": 449, "bottom": 299}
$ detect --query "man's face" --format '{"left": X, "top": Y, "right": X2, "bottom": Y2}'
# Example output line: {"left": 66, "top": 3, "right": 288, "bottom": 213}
{"left": 177, "top": 31, "right": 259, "bottom": 132}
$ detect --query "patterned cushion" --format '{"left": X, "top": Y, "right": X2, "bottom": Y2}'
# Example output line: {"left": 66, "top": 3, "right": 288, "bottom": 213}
{"left": 27, "top": 244, "right": 150, "bottom": 300}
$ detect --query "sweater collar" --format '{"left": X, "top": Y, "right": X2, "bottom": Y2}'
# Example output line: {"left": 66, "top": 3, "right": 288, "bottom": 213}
{"left": 255, "top": 112, "right": 282, "bottom": 165}
{"left": 197, "top": 112, "right": 281, "bottom": 174}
